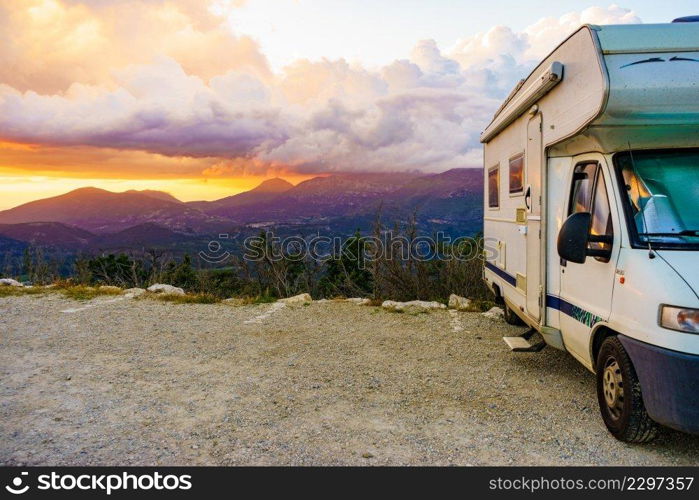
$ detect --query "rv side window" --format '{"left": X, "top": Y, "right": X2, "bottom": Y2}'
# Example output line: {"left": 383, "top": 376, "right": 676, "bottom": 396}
{"left": 589, "top": 169, "right": 613, "bottom": 256}
{"left": 568, "top": 163, "right": 597, "bottom": 215}
{"left": 509, "top": 155, "right": 524, "bottom": 194}
{"left": 488, "top": 166, "right": 499, "bottom": 208}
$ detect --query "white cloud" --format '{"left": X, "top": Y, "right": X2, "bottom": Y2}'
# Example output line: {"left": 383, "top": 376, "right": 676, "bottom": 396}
{"left": 0, "top": 2, "right": 641, "bottom": 175}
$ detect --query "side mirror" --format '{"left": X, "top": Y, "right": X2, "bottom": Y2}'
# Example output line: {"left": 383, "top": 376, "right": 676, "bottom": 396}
{"left": 557, "top": 212, "right": 591, "bottom": 263}
{"left": 557, "top": 212, "right": 613, "bottom": 264}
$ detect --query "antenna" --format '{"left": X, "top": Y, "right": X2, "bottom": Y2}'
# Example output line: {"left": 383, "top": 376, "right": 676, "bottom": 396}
{"left": 627, "top": 142, "right": 654, "bottom": 259}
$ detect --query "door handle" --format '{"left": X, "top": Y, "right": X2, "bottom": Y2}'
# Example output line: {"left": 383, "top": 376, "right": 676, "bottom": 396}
{"left": 524, "top": 185, "right": 531, "bottom": 210}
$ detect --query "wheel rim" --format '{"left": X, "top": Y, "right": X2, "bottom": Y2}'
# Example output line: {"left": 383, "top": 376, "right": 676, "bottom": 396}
{"left": 602, "top": 358, "right": 624, "bottom": 420}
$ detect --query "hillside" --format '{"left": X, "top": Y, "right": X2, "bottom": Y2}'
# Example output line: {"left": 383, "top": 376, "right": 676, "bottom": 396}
{"left": 0, "top": 187, "right": 220, "bottom": 233}
{"left": 188, "top": 178, "right": 294, "bottom": 215}
{"left": 0, "top": 169, "right": 484, "bottom": 253}
{"left": 0, "top": 222, "right": 94, "bottom": 248}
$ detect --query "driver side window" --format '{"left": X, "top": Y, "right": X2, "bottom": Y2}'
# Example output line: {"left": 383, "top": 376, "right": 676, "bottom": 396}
{"left": 569, "top": 163, "right": 597, "bottom": 215}
{"left": 568, "top": 162, "right": 614, "bottom": 261}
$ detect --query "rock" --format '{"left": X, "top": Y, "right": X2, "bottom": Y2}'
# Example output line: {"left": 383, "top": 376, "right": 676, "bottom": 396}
{"left": 381, "top": 300, "right": 446, "bottom": 313}
{"left": 346, "top": 297, "right": 371, "bottom": 305}
{"left": 482, "top": 307, "right": 505, "bottom": 320}
{"left": 123, "top": 287, "right": 146, "bottom": 298}
{"left": 448, "top": 294, "right": 471, "bottom": 311}
{"left": 0, "top": 278, "right": 23, "bottom": 287}
{"left": 98, "top": 285, "right": 122, "bottom": 293}
{"left": 278, "top": 293, "right": 312, "bottom": 305}
{"left": 361, "top": 452, "right": 374, "bottom": 459}
{"left": 147, "top": 284, "right": 185, "bottom": 296}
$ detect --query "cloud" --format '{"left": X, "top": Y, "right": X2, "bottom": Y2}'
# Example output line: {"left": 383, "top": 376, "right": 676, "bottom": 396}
{"left": 0, "top": 2, "right": 641, "bottom": 176}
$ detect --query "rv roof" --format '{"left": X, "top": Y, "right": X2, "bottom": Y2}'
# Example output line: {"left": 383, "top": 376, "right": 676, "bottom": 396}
{"left": 594, "top": 23, "right": 699, "bottom": 54}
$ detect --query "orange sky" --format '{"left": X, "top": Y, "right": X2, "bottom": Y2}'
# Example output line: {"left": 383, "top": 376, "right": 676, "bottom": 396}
{"left": 0, "top": 141, "right": 314, "bottom": 210}
{"left": 0, "top": 1, "right": 643, "bottom": 211}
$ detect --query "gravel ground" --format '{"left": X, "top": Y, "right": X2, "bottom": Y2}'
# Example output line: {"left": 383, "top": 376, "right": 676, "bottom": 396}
{"left": 1, "top": 294, "right": 698, "bottom": 466}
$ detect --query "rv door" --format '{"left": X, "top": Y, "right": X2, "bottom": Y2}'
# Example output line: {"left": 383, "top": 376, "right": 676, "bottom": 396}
{"left": 525, "top": 112, "right": 543, "bottom": 321}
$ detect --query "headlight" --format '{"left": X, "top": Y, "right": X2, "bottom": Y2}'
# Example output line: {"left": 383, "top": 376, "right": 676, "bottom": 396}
{"left": 660, "top": 305, "right": 699, "bottom": 334}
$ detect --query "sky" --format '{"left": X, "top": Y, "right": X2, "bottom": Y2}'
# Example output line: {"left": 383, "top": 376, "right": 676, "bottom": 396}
{"left": 0, "top": 0, "right": 694, "bottom": 209}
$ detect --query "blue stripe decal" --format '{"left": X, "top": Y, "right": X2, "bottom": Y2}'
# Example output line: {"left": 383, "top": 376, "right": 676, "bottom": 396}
{"left": 546, "top": 294, "right": 603, "bottom": 328}
{"left": 484, "top": 261, "right": 516, "bottom": 286}
{"left": 485, "top": 261, "right": 602, "bottom": 328}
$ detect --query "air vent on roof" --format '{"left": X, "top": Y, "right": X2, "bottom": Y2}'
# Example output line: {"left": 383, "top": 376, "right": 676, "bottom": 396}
{"left": 673, "top": 15, "right": 699, "bottom": 22}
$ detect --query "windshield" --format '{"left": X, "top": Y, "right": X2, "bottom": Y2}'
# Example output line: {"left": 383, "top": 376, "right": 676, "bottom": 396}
{"left": 614, "top": 149, "right": 699, "bottom": 249}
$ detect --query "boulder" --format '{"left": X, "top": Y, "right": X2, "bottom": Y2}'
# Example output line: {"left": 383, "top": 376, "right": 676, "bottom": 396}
{"left": 0, "top": 278, "right": 23, "bottom": 287}
{"left": 98, "top": 285, "right": 122, "bottom": 293}
{"left": 346, "top": 297, "right": 371, "bottom": 305}
{"left": 124, "top": 287, "right": 146, "bottom": 298}
{"left": 482, "top": 307, "right": 505, "bottom": 320}
{"left": 278, "top": 293, "right": 312, "bottom": 305}
{"left": 448, "top": 294, "right": 471, "bottom": 311}
{"left": 381, "top": 300, "right": 446, "bottom": 313}
{"left": 147, "top": 284, "right": 185, "bottom": 296}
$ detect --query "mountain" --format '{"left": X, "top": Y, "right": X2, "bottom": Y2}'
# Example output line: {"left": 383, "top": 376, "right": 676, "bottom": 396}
{"left": 0, "top": 169, "right": 484, "bottom": 252}
{"left": 0, "top": 234, "right": 27, "bottom": 254}
{"left": 188, "top": 177, "right": 293, "bottom": 215}
{"left": 90, "top": 222, "right": 205, "bottom": 251}
{"left": 195, "top": 170, "right": 482, "bottom": 226}
{"left": 196, "top": 173, "right": 424, "bottom": 222}
{"left": 0, "top": 222, "right": 94, "bottom": 248}
{"left": 125, "top": 190, "right": 183, "bottom": 204}
{"left": 0, "top": 187, "right": 220, "bottom": 234}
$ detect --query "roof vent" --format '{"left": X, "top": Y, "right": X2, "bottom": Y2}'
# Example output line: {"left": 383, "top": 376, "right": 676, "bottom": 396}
{"left": 672, "top": 15, "right": 699, "bottom": 22}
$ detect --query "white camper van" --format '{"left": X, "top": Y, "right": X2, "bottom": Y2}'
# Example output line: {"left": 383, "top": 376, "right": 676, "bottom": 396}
{"left": 481, "top": 20, "right": 699, "bottom": 442}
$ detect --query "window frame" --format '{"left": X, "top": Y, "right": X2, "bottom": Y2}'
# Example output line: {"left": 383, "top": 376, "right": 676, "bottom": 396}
{"left": 487, "top": 164, "right": 500, "bottom": 209}
{"left": 567, "top": 161, "right": 599, "bottom": 217}
{"left": 508, "top": 153, "right": 525, "bottom": 196}
{"left": 567, "top": 160, "right": 614, "bottom": 262}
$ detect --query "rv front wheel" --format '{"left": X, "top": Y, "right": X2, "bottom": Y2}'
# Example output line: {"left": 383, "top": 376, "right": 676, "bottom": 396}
{"left": 595, "top": 337, "right": 657, "bottom": 443}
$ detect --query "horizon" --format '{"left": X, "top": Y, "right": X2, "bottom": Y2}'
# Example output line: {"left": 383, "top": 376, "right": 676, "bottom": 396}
{"left": 0, "top": 167, "right": 478, "bottom": 211}
{"left": 0, "top": 1, "right": 688, "bottom": 208}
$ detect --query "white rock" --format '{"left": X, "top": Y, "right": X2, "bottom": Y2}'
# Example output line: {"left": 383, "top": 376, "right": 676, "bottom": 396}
{"left": 278, "top": 293, "right": 312, "bottom": 305}
{"left": 346, "top": 297, "right": 371, "bottom": 305}
{"left": 0, "top": 278, "right": 23, "bottom": 287}
{"left": 382, "top": 300, "right": 446, "bottom": 313}
{"left": 124, "top": 287, "right": 146, "bottom": 298}
{"left": 448, "top": 294, "right": 471, "bottom": 311}
{"left": 147, "top": 284, "right": 185, "bottom": 296}
{"left": 482, "top": 307, "right": 505, "bottom": 320}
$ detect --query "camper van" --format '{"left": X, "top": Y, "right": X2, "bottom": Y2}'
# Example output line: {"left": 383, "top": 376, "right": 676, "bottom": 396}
{"left": 481, "top": 20, "right": 699, "bottom": 442}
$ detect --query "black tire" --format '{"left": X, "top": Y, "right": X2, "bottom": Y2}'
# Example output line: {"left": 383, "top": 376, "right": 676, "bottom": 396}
{"left": 503, "top": 303, "right": 525, "bottom": 325}
{"left": 595, "top": 336, "right": 657, "bottom": 443}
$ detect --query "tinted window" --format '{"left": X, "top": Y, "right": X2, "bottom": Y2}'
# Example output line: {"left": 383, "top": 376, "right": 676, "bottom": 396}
{"left": 569, "top": 162, "right": 597, "bottom": 215}
{"left": 509, "top": 155, "right": 524, "bottom": 193}
{"left": 488, "top": 166, "right": 499, "bottom": 208}
{"left": 590, "top": 169, "right": 613, "bottom": 254}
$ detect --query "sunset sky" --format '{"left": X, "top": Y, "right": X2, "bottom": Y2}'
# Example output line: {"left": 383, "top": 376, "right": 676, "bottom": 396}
{"left": 0, "top": 0, "right": 694, "bottom": 209}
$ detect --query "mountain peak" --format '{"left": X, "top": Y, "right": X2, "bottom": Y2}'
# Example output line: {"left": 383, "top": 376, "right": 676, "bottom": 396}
{"left": 251, "top": 178, "right": 294, "bottom": 194}
{"left": 65, "top": 187, "right": 111, "bottom": 196}
{"left": 125, "top": 189, "right": 182, "bottom": 203}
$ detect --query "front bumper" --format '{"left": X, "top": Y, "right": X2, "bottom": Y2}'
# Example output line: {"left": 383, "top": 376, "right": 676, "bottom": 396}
{"left": 619, "top": 335, "right": 699, "bottom": 434}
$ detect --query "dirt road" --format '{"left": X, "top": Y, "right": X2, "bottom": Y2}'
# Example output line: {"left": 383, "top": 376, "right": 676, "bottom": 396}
{"left": 1, "top": 294, "right": 698, "bottom": 465}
